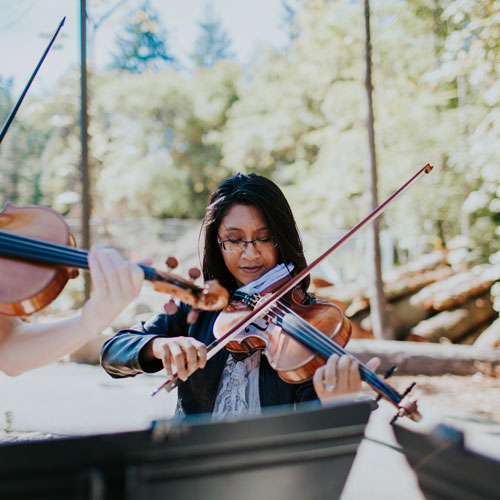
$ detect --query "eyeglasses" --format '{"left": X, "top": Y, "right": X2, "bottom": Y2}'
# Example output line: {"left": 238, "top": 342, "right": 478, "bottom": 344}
{"left": 217, "top": 236, "right": 277, "bottom": 253}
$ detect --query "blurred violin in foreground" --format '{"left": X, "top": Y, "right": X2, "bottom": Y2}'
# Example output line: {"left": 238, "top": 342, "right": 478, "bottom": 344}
{"left": 0, "top": 203, "right": 229, "bottom": 317}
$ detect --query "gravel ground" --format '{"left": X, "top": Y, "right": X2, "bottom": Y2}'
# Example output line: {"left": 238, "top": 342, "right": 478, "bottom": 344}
{"left": 390, "top": 373, "right": 500, "bottom": 422}
{"left": 2, "top": 370, "right": 500, "bottom": 441}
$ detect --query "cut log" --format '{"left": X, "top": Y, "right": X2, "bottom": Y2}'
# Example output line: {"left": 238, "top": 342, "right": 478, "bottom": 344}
{"left": 347, "top": 338, "right": 500, "bottom": 376}
{"left": 459, "top": 323, "right": 491, "bottom": 345}
{"left": 311, "top": 277, "right": 333, "bottom": 289}
{"left": 411, "top": 263, "right": 500, "bottom": 312}
{"left": 314, "top": 281, "right": 366, "bottom": 306}
{"left": 474, "top": 317, "right": 500, "bottom": 348}
{"left": 358, "top": 294, "right": 430, "bottom": 340}
{"left": 345, "top": 297, "right": 370, "bottom": 317}
{"left": 316, "top": 262, "right": 453, "bottom": 315}
{"left": 407, "top": 294, "right": 496, "bottom": 343}
{"left": 382, "top": 250, "right": 448, "bottom": 282}
{"left": 349, "top": 318, "right": 373, "bottom": 339}
{"left": 383, "top": 266, "right": 454, "bottom": 302}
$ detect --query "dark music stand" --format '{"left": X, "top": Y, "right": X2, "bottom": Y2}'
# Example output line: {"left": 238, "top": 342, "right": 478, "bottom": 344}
{"left": 393, "top": 423, "right": 500, "bottom": 500}
{"left": 0, "top": 397, "right": 375, "bottom": 500}
{"left": 124, "top": 397, "right": 375, "bottom": 500}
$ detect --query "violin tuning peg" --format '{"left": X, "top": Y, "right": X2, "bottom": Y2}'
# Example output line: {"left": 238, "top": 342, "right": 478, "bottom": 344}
{"left": 163, "top": 299, "right": 178, "bottom": 315}
{"left": 188, "top": 267, "right": 201, "bottom": 281}
{"left": 166, "top": 256, "right": 178, "bottom": 270}
{"left": 375, "top": 366, "right": 397, "bottom": 402}
{"left": 402, "top": 382, "right": 416, "bottom": 398}
{"left": 187, "top": 309, "right": 199, "bottom": 324}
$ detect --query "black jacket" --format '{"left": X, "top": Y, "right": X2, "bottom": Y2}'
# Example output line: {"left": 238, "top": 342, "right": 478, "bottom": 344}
{"left": 101, "top": 303, "right": 318, "bottom": 416}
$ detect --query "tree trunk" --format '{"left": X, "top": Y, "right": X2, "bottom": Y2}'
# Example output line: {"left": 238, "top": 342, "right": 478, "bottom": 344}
{"left": 81, "top": 0, "right": 91, "bottom": 300}
{"left": 363, "top": 0, "right": 393, "bottom": 339}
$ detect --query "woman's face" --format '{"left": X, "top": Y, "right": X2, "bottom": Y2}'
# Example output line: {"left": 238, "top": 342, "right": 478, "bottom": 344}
{"left": 217, "top": 204, "right": 279, "bottom": 286}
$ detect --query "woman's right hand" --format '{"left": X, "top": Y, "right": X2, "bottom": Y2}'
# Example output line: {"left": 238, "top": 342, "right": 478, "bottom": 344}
{"left": 148, "top": 337, "right": 207, "bottom": 381}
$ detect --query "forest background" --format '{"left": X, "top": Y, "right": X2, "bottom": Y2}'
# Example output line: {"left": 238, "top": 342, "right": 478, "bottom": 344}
{"left": 0, "top": 0, "right": 499, "bottom": 324}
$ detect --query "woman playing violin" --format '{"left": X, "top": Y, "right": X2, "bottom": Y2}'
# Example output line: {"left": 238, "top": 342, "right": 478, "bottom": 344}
{"left": 0, "top": 247, "right": 144, "bottom": 376}
{"left": 101, "top": 173, "right": 379, "bottom": 418}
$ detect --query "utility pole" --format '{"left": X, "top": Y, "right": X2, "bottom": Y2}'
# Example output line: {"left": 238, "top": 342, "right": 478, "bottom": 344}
{"left": 80, "top": 0, "right": 91, "bottom": 299}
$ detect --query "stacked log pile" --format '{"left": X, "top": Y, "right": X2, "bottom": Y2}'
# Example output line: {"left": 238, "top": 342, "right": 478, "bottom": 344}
{"left": 312, "top": 250, "right": 500, "bottom": 348}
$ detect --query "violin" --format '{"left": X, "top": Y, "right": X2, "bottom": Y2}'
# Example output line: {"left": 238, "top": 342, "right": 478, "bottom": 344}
{"left": 215, "top": 282, "right": 351, "bottom": 383}
{"left": 0, "top": 203, "right": 229, "bottom": 317}
{"left": 213, "top": 283, "right": 420, "bottom": 422}
{"left": 152, "top": 164, "right": 434, "bottom": 423}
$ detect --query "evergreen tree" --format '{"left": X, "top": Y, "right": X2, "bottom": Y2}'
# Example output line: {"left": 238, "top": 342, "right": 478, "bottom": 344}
{"left": 0, "top": 76, "right": 14, "bottom": 130}
{"left": 109, "top": 1, "right": 174, "bottom": 74}
{"left": 282, "top": 0, "right": 300, "bottom": 40}
{"left": 192, "top": 5, "right": 234, "bottom": 68}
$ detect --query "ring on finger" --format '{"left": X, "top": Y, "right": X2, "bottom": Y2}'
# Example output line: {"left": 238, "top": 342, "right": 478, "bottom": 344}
{"left": 324, "top": 380, "right": 337, "bottom": 392}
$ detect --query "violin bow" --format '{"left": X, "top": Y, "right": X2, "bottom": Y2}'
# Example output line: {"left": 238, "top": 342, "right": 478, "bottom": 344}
{"left": 0, "top": 17, "right": 66, "bottom": 144}
{"left": 152, "top": 163, "right": 434, "bottom": 399}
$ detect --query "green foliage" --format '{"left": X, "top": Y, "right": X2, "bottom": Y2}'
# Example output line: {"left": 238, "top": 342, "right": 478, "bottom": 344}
{"left": 109, "top": 2, "right": 174, "bottom": 74}
{"left": 0, "top": 76, "right": 14, "bottom": 126}
{"left": 87, "top": 61, "right": 239, "bottom": 218}
{"left": 221, "top": 0, "right": 499, "bottom": 261}
{"left": 1, "top": 0, "right": 498, "bottom": 264}
{"left": 192, "top": 5, "right": 234, "bottom": 68}
{"left": 0, "top": 75, "right": 54, "bottom": 208}
{"left": 434, "top": 0, "right": 500, "bottom": 258}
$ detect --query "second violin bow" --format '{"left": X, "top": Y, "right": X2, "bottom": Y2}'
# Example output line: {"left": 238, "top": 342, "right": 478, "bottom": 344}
{"left": 0, "top": 16, "right": 66, "bottom": 144}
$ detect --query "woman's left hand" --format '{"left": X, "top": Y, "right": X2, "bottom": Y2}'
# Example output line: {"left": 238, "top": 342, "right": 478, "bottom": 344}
{"left": 313, "top": 354, "right": 380, "bottom": 404}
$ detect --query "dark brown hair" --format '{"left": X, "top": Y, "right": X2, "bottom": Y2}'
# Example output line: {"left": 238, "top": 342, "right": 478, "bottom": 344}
{"left": 201, "top": 173, "right": 309, "bottom": 293}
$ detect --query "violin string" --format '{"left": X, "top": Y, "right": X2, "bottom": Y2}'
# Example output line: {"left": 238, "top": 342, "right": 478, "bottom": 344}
{"left": 0, "top": 231, "right": 185, "bottom": 286}
{"left": 271, "top": 302, "right": 401, "bottom": 400}
{"left": 270, "top": 302, "right": 400, "bottom": 401}
{"left": 273, "top": 301, "right": 369, "bottom": 371}
{"left": 239, "top": 292, "right": 400, "bottom": 402}
{"left": 240, "top": 293, "right": 347, "bottom": 359}
{"left": 0, "top": 231, "right": 89, "bottom": 268}
{"left": 270, "top": 304, "right": 381, "bottom": 385}
{"left": 0, "top": 230, "right": 89, "bottom": 257}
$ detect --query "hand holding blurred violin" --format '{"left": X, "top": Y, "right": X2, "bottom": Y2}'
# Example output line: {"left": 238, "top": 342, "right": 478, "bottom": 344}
{"left": 0, "top": 244, "right": 145, "bottom": 376}
{"left": 0, "top": 203, "right": 229, "bottom": 317}
{"left": 79, "top": 245, "right": 146, "bottom": 337}
{"left": 0, "top": 203, "right": 229, "bottom": 376}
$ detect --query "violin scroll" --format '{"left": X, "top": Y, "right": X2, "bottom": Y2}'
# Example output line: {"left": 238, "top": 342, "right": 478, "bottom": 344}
{"left": 152, "top": 269, "right": 229, "bottom": 312}
{"left": 157, "top": 257, "right": 228, "bottom": 312}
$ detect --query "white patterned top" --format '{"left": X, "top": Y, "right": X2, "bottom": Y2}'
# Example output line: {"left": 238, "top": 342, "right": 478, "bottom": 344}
{"left": 211, "top": 351, "right": 261, "bottom": 421}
